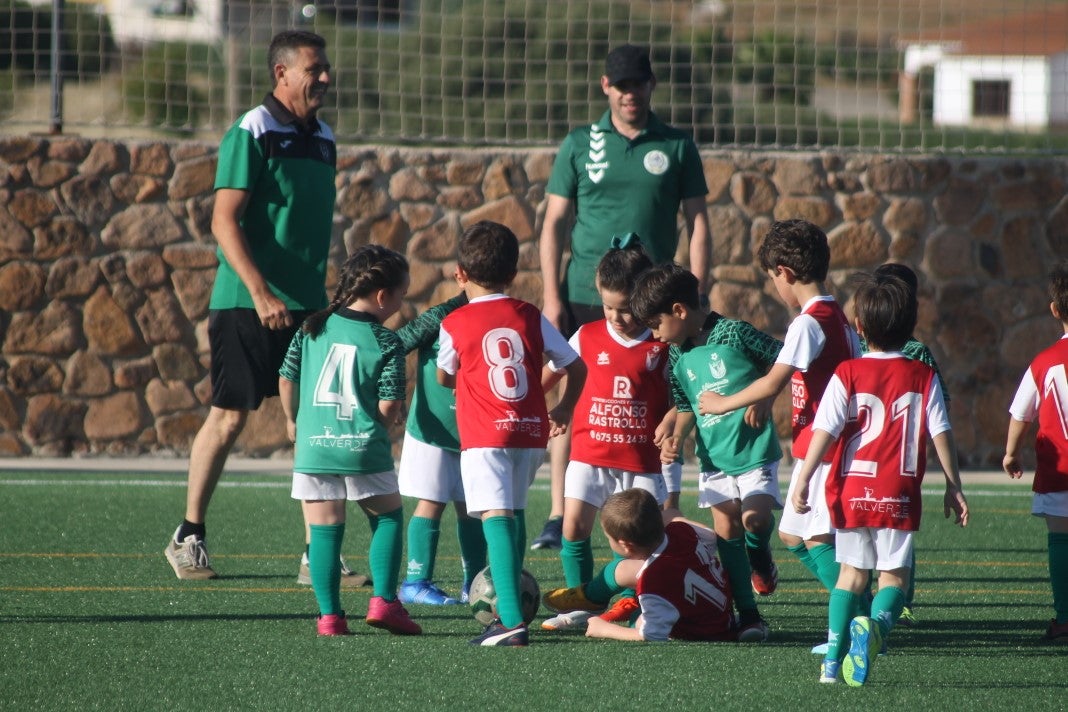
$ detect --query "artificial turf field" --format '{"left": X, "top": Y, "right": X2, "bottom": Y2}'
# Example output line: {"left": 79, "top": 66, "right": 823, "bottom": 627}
{"left": 0, "top": 469, "right": 1063, "bottom": 711}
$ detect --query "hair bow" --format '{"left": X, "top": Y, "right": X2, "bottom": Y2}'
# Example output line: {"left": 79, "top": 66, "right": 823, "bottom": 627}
{"left": 610, "top": 232, "right": 642, "bottom": 250}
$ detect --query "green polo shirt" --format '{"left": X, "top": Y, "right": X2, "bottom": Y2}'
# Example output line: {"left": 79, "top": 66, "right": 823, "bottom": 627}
{"left": 210, "top": 94, "right": 336, "bottom": 311}
{"left": 546, "top": 110, "right": 708, "bottom": 306}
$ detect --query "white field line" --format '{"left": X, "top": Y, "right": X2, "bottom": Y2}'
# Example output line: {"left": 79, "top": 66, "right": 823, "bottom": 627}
{"left": 0, "top": 478, "right": 1032, "bottom": 498}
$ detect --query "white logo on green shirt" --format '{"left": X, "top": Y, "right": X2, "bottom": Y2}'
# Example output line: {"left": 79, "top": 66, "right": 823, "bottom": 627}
{"left": 643, "top": 150, "right": 669, "bottom": 175}
{"left": 588, "top": 125, "right": 608, "bottom": 183}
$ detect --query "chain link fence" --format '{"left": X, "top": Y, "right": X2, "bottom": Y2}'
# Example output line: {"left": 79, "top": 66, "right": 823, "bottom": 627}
{"left": 3, "top": 0, "right": 1068, "bottom": 152}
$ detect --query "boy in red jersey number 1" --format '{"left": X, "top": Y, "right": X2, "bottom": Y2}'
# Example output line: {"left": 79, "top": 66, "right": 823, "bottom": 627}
{"left": 1003, "top": 259, "right": 1068, "bottom": 643}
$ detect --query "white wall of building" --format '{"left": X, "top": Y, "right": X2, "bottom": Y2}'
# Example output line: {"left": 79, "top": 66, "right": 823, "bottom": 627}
{"left": 933, "top": 56, "right": 1050, "bottom": 128}
{"left": 1049, "top": 53, "right": 1068, "bottom": 125}
{"left": 104, "top": 0, "right": 224, "bottom": 47}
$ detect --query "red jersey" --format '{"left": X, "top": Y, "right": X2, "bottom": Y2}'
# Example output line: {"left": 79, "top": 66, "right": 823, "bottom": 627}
{"left": 440, "top": 296, "right": 563, "bottom": 449}
{"left": 820, "top": 356, "right": 939, "bottom": 531}
{"left": 1009, "top": 337, "right": 1068, "bottom": 493}
{"left": 786, "top": 298, "right": 859, "bottom": 460}
{"left": 635, "top": 522, "right": 735, "bottom": 642}
{"left": 568, "top": 321, "right": 670, "bottom": 473}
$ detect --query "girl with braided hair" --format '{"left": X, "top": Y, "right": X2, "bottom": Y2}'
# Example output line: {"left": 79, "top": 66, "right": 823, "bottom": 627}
{"left": 279, "top": 244, "right": 421, "bottom": 636}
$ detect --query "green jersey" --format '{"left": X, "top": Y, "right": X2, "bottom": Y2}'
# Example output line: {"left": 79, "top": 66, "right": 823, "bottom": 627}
{"left": 671, "top": 313, "right": 783, "bottom": 475}
{"left": 279, "top": 309, "right": 405, "bottom": 475}
{"left": 396, "top": 293, "right": 468, "bottom": 453}
{"left": 546, "top": 110, "right": 708, "bottom": 306}
{"left": 210, "top": 94, "right": 336, "bottom": 311}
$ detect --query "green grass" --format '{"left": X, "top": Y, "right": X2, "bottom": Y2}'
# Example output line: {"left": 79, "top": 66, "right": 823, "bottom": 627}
{"left": 0, "top": 470, "right": 1062, "bottom": 711}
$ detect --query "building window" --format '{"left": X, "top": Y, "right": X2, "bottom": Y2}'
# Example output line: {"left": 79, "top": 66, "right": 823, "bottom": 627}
{"left": 973, "top": 80, "right": 1010, "bottom": 117}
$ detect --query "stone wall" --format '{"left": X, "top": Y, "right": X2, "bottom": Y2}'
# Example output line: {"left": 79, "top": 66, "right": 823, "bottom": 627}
{"left": 1, "top": 135, "right": 1065, "bottom": 467}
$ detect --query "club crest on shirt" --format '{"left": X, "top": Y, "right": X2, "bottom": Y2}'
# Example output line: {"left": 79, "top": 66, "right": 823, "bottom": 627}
{"left": 709, "top": 354, "right": 727, "bottom": 380}
{"left": 645, "top": 345, "right": 662, "bottom": 371}
{"left": 643, "top": 150, "right": 669, "bottom": 175}
{"left": 597, "top": 351, "right": 610, "bottom": 365}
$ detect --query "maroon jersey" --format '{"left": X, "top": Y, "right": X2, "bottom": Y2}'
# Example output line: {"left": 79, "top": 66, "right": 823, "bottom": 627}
{"left": 569, "top": 321, "right": 670, "bottom": 473}
{"left": 788, "top": 298, "right": 859, "bottom": 460}
{"left": 636, "top": 522, "right": 735, "bottom": 642}
{"left": 440, "top": 296, "right": 552, "bottom": 449}
{"left": 821, "top": 357, "right": 938, "bottom": 531}
{"left": 1010, "top": 337, "right": 1068, "bottom": 493}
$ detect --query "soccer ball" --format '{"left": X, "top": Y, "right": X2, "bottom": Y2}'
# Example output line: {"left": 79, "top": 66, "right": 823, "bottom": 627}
{"left": 468, "top": 566, "right": 540, "bottom": 626}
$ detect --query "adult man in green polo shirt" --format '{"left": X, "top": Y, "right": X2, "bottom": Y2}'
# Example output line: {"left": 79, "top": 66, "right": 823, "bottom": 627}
{"left": 165, "top": 30, "right": 339, "bottom": 580}
{"left": 534, "top": 44, "right": 712, "bottom": 550}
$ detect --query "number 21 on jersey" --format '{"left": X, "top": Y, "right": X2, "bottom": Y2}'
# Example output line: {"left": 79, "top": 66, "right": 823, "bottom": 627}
{"left": 842, "top": 391, "right": 923, "bottom": 479}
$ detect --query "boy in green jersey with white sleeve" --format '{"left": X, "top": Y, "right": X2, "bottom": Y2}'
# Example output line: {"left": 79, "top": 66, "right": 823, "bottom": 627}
{"left": 396, "top": 291, "right": 488, "bottom": 606}
{"left": 631, "top": 262, "right": 784, "bottom": 642}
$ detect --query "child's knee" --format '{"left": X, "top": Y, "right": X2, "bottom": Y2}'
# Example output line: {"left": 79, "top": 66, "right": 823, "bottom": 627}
{"left": 741, "top": 508, "right": 772, "bottom": 533}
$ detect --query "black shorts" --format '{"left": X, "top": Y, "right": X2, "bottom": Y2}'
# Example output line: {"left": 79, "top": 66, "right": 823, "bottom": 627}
{"left": 563, "top": 302, "right": 604, "bottom": 338}
{"left": 207, "top": 308, "right": 312, "bottom": 410}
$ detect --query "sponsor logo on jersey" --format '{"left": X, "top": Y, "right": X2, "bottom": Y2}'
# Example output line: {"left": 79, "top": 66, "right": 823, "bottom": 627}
{"left": 612, "top": 376, "right": 634, "bottom": 399}
{"left": 587, "top": 125, "right": 608, "bottom": 183}
{"left": 643, "top": 149, "right": 669, "bottom": 175}
{"left": 687, "top": 368, "right": 697, "bottom": 382}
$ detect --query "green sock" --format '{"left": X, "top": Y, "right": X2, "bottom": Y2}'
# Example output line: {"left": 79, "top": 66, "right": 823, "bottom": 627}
{"left": 718, "top": 536, "right": 757, "bottom": 613}
{"left": 1049, "top": 532, "right": 1068, "bottom": 623}
{"left": 457, "top": 515, "right": 486, "bottom": 588}
{"left": 483, "top": 515, "right": 523, "bottom": 628}
{"left": 308, "top": 523, "right": 344, "bottom": 616}
{"left": 788, "top": 541, "right": 821, "bottom": 583}
{"left": 871, "top": 584, "right": 905, "bottom": 638}
{"left": 905, "top": 548, "right": 917, "bottom": 606}
{"left": 585, "top": 552, "right": 625, "bottom": 605}
{"left": 807, "top": 543, "right": 841, "bottom": 592}
{"left": 368, "top": 508, "right": 403, "bottom": 601}
{"left": 744, "top": 513, "right": 775, "bottom": 551}
{"left": 561, "top": 536, "right": 593, "bottom": 587}
{"left": 826, "top": 588, "right": 859, "bottom": 661}
{"left": 404, "top": 515, "right": 440, "bottom": 582}
{"left": 514, "top": 509, "right": 527, "bottom": 565}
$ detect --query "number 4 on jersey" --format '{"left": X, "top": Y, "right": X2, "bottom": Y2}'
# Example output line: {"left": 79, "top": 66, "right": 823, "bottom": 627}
{"left": 313, "top": 343, "right": 359, "bottom": 420}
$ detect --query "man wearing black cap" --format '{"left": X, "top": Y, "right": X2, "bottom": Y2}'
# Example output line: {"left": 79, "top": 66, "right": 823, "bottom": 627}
{"left": 533, "top": 43, "right": 710, "bottom": 552}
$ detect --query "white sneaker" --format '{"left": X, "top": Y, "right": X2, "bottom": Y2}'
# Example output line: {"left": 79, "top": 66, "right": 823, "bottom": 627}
{"left": 297, "top": 553, "right": 370, "bottom": 587}
{"left": 541, "top": 610, "right": 594, "bottom": 631}
{"left": 164, "top": 529, "right": 217, "bottom": 580}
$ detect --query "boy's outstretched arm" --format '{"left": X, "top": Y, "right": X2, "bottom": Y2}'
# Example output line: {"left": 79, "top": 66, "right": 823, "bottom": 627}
{"left": 586, "top": 615, "right": 646, "bottom": 641}
{"left": 661, "top": 410, "right": 695, "bottom": 464}
{"left": 931, "top": 429, "right": 969, "bottom": 527}
{"left": 1002, "top": 417, "right": 1030, "bottom": 479}
{"left": 548, "top": 357, "right": 587, "bottom": 437}
{"left": 699, "top": 362, "right": 795, "bottom": 416}
{"left": 436, "top": 367, "right": 456, "bottom": 389}
{"left": 790, "top": 428, "right": 837, "bottom": 514}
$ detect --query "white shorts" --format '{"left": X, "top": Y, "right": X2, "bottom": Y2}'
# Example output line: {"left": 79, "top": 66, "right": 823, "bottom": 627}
{"left": 779, "top": 459, "right": 835, "bottom": 539}
{"left": 459, "top": 447, "right": 542, "bottom": 516}
{"left": 1033, "top": 491, "right": 1068, "bottom": 518}
{"left": 291, "top": 470, "right": 398, "bottom": 501}
{"left": 835, "top": 527, "right": 914, "bottom": 571}
{"left": 563, "top": 461, "right": 668, "bottom": 508}
{"left": 697, "top": 462, "right": 783, "bottom": 509}
{"left": 398, "top": 432, "right": 464, "bottom": 503}
{"left": 662, "top": 460, "right": 683, "bottom": 494}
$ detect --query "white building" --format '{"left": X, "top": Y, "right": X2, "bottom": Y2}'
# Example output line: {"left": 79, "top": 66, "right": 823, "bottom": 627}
{"left": 898, "top": 6, "right": 1068, "bottom": 129}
